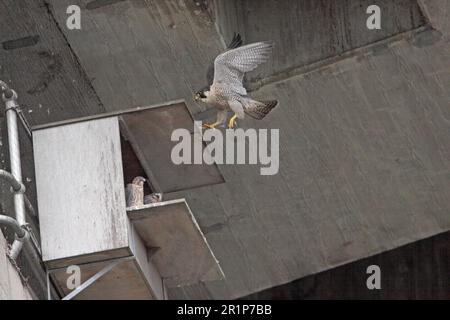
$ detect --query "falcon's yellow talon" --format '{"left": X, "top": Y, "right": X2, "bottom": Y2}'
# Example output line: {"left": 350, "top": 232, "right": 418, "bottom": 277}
{"left": 202, "top": 122, "right": 219, "bottom": 129}
{"left": 228, "top": 114, "right": 238, "bottom": 129}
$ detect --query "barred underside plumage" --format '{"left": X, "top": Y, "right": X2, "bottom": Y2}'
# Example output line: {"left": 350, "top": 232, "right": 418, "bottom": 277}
{"left": 125, "top": 176, "right": 146, "bottom": 207}
{"left": 125, "top": 184, "right": 143, "bottom": 207}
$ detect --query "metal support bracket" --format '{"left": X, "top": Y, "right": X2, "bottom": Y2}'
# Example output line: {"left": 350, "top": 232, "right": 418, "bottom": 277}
{"left": 46, "top": 256, "right": 135, "bottom": 300}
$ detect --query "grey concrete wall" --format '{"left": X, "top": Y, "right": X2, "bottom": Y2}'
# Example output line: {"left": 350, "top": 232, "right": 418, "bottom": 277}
{"left": 244, "top": 231, "right": 450, "bottom": 299}
{"left": 1, "top": 0, "right": 449, "bottom": 299}
{"left": 0, "top": 232, "right": 34, "bottom": 299}
{"left": 212, "top": 0, "right": 426, "bottom": 82}
{"left": 47, "top": 0, "right": 225, "bottom": 114}
{"left": 0, "top": 0, "right": 106, "bottom": 299}
{"left": 39, "top": 0, "right": 450, "bottom": 299}
{"left": 419, "top": 0, "right": 450, "bottom": 38}
{"left": 167, "top": 29, "right": 450, "bottom": 299}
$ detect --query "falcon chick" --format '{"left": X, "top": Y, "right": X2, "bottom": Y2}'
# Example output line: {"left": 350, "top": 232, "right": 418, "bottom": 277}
{"left": 125, "top": 176, "right": 146, "bottom": 207}
{"left": 194, "top": 40, "right": 278, "bottom": 129}
{"left": 144, "top": 192, "right": 163, "bottom": 204}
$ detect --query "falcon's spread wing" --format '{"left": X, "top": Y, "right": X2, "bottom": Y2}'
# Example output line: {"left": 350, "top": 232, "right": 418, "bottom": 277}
{"left": 213, "top": 42, "right": 273, "bottom": 96}
{"left": 206, "top": 33, "right": 243, "bottom": 85}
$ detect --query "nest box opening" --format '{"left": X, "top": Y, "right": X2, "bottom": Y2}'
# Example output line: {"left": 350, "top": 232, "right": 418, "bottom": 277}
{"left": 120, "top": 133, "right": 153, "bottom": 195}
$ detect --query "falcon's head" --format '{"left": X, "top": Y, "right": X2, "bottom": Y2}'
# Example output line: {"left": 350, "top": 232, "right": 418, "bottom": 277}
{"left": 194, "top": 87, "right": 210, "bottom": 103}
{"left": 152, "top": 193, "right": 163, "bottom": 202}
{"left": 132, "top": 176, "right": 146, "bottom": 186}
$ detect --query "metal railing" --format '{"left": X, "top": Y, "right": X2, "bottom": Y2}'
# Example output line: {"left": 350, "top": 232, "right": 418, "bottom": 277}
{"left": 0, "top": 81, "right": 30, "bottom": 260}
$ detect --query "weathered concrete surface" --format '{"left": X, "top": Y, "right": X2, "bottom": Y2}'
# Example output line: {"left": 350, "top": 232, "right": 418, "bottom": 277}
{"left": 0, "top": 1, "right": 105, "bottom": 125}
{"left": 0, "top": 232, "right": 34, "bottom": 299}
{"left": 0, "top": 0, "right": 104, "bottom": 299}
{"left": 244, "top": 231, "right": 450, "bottom": 299}
{"left": 167, "top": 29, "right": 450, "bottom": 299}
{"left": 212, "top": 0, "right": 426, "bottom": 82}
{"left": 1, "top": 0, "right": 449, "bottom": 299}
{"left": 47, "top": 0, "right": 224, "bottom": 114}
{"left": 419, "top": 0, "right": 450, "bottom": 37}
{"left": 43, "top": 0, "right": 450, "bottom": 299}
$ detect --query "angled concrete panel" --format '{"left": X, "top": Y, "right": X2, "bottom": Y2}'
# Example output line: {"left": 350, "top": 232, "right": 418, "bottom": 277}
{"left": 419, "top": 0, "right": 450, "bottom": 37}
{"left": 168, "top": 30, "right": 450, "bottom": 298}
{"left": 212, "top": 0, "right": 426, "bottom": 81}
{"left": 39, "top": 0, "right": 450, "bottom": 299}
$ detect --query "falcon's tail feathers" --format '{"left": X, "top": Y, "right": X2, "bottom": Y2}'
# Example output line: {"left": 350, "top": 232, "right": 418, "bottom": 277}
{"left": 244, "top": 100, "right": 279, "bottom": 120}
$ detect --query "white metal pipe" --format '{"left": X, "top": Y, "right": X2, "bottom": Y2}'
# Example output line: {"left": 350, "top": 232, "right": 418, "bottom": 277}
{"left": 5, "top": 96, "right": 25, "bottom": 226}
{"left": 9, "top": 231, "right": 29, "bottom": 260}
{"left": 0, "top": 215, "right": 25, "bottom": 238}
{"left": 0, "top": 169, "right": 25, "bottom": 193}
{"left": 1, "top": 88, "right": 28, "bottom": 259}
{"left": 0, "top": 169, "right": 37, "bottom": 220}
{"left": 0, "top": 168, "right": 29, "bottom": 259}
{"left": 0, "top": 80, "right": 13, "bottom": 99}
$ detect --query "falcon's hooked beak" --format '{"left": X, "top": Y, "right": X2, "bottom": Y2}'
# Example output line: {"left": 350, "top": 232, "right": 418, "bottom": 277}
{"left": 194, "top": 89, "right": 208, "bottom": 102}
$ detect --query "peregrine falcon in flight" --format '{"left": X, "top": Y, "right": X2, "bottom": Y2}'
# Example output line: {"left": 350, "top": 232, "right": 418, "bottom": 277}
{"left": 194, "top": 36, "right": 278, "bottom": 129}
